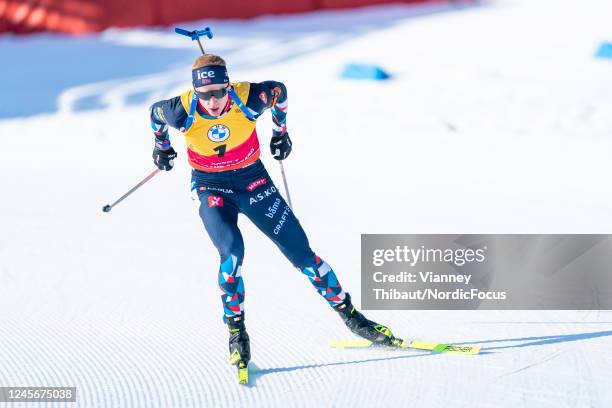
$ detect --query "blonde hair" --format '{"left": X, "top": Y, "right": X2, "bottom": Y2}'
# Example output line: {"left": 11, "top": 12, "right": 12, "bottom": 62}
{"left": 192, "top": 54, "right": 226, "bottom": 69}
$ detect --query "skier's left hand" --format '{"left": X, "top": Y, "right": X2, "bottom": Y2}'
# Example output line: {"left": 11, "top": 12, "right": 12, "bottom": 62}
{"left": 270, "top": 131, "right": 292, "bottom": 160}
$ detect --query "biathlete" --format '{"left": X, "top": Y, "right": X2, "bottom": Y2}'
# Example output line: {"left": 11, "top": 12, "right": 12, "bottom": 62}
{"left": 148, "top": 54, "right": 398, "bottom": 378}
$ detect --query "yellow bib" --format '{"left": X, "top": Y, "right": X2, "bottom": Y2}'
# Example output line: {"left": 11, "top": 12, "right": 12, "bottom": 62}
{"left": 179, "top": 82, "right": 260, "bottom": 172}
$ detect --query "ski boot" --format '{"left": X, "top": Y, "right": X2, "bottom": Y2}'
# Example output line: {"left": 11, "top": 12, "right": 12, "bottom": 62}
{"left": 334, "top": 293, "right": 401, "bottom": 347}
{"left": 226, "top": 315, "right": 250, "bottom": 385}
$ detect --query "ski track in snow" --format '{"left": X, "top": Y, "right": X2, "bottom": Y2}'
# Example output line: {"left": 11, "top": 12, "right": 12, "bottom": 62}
{"left": 499, "top": 349, "right": 567, "bottom": 377}
{"left": 2, "top": 0, "right": 612, "bottom": 406}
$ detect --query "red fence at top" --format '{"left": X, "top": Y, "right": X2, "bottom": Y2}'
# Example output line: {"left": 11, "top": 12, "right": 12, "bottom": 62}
{"left": 0, "top": 0, "right": 435, "bottom": 34}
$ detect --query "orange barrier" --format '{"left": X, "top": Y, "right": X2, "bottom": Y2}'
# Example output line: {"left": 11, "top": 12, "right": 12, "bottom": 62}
{"left": 0, "top": 0, "right": 432, "bottom": 34}
{"left": 0, "top": 0, "right": 156, "bottom": 33}
{"left": 155, "top": 0, "right": 315, "bottom": 24}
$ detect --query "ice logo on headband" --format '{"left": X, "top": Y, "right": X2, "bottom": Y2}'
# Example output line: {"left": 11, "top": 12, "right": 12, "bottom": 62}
{"left": 197, "top": 70, "right": 216, "bottom": 80}
{"left": 193, "top": 65, "right": 228, "bottom": 86}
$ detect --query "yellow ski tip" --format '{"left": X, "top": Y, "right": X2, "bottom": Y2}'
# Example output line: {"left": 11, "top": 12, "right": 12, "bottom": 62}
{"left": 238, "top": 368, "right": 249, "bottom": 385}
{"left": 408, "top": 340, "right": 481, "bottom": 355}
{"left": 237, "top": 362, "right": 249, "bottom": 385}
{"left": 433, "top": 344, "right": 482, "bottom": 355}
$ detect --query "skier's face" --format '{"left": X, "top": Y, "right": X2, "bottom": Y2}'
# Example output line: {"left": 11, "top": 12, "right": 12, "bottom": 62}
{"left": 195, "top": 83, "right": 230, "bottom": 116}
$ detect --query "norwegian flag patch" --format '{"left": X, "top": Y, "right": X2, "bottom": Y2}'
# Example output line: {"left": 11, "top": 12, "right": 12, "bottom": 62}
{"left": 208, "top": 195, "right": 224, "bottom": 207}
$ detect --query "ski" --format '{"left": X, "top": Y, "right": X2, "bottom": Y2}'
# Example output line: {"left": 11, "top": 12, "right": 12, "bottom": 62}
{"left": 230, "top": 350, "right": 249, "bottom": 385}
{"left": 330, "top": 339, "right": 481, "bottom": 355}
{"left": 237, "top": 361, "right": 249, "bottom": 385}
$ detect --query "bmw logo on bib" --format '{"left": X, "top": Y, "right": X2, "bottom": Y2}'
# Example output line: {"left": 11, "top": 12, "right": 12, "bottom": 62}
{"left": 208, "top": 124, "right": 230, "bottom": 142}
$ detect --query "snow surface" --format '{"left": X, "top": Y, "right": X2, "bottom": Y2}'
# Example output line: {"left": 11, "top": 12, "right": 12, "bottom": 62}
{"left": 1, "top": 0, "right": 612, "bottom": 406}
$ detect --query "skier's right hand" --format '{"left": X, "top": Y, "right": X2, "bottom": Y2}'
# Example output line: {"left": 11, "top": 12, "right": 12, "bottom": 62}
{"left": 152, "top": 146, "right": 177, "bottom": 171}
{"left": 270, "top": 131, "right": 292, "bottom": 160}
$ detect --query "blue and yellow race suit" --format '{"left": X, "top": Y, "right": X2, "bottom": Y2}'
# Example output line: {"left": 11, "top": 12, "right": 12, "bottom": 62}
{"left": 149, "top": 80, "right": 347, "bottom": 319}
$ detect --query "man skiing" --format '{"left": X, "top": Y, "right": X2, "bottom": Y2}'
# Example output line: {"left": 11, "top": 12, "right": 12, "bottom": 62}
{"left": 148, "top": 54, "right": 398, "bottom": 382}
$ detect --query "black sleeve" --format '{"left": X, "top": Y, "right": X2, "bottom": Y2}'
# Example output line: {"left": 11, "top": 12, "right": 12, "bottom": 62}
{"left": 245, "top": 81, "right": 288, "bottom": 118}
{"left": 149, "top": 96, "right": 189, "bottom": 131}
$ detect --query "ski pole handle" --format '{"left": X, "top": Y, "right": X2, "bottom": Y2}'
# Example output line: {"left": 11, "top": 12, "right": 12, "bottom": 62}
{"left": 102, "top": 168, "right": 161, "bottom": 213}
{"left": 175, "top": 27, "right": 213, "bottom": 55}
{"left": 174, "top": 27, "right": 213, "bottom": 40}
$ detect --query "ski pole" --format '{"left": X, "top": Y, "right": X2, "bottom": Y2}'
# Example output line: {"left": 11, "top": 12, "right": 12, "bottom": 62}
{"left": 102, "top": 169, "right": 161, "bottom": 213}
{"left": 279, "top": 161, "right": 293, "bottom": 210}
{"left": 103, "top": 28, "right": 213, "bottom": 215}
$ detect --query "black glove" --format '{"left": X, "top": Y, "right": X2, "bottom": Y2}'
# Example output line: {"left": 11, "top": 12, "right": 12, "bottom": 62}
{"left": 152, "top": 146, "right": 177, "bottom": 171}
{"left": 270, "top": 131, "right": 292, "bottom": 160}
